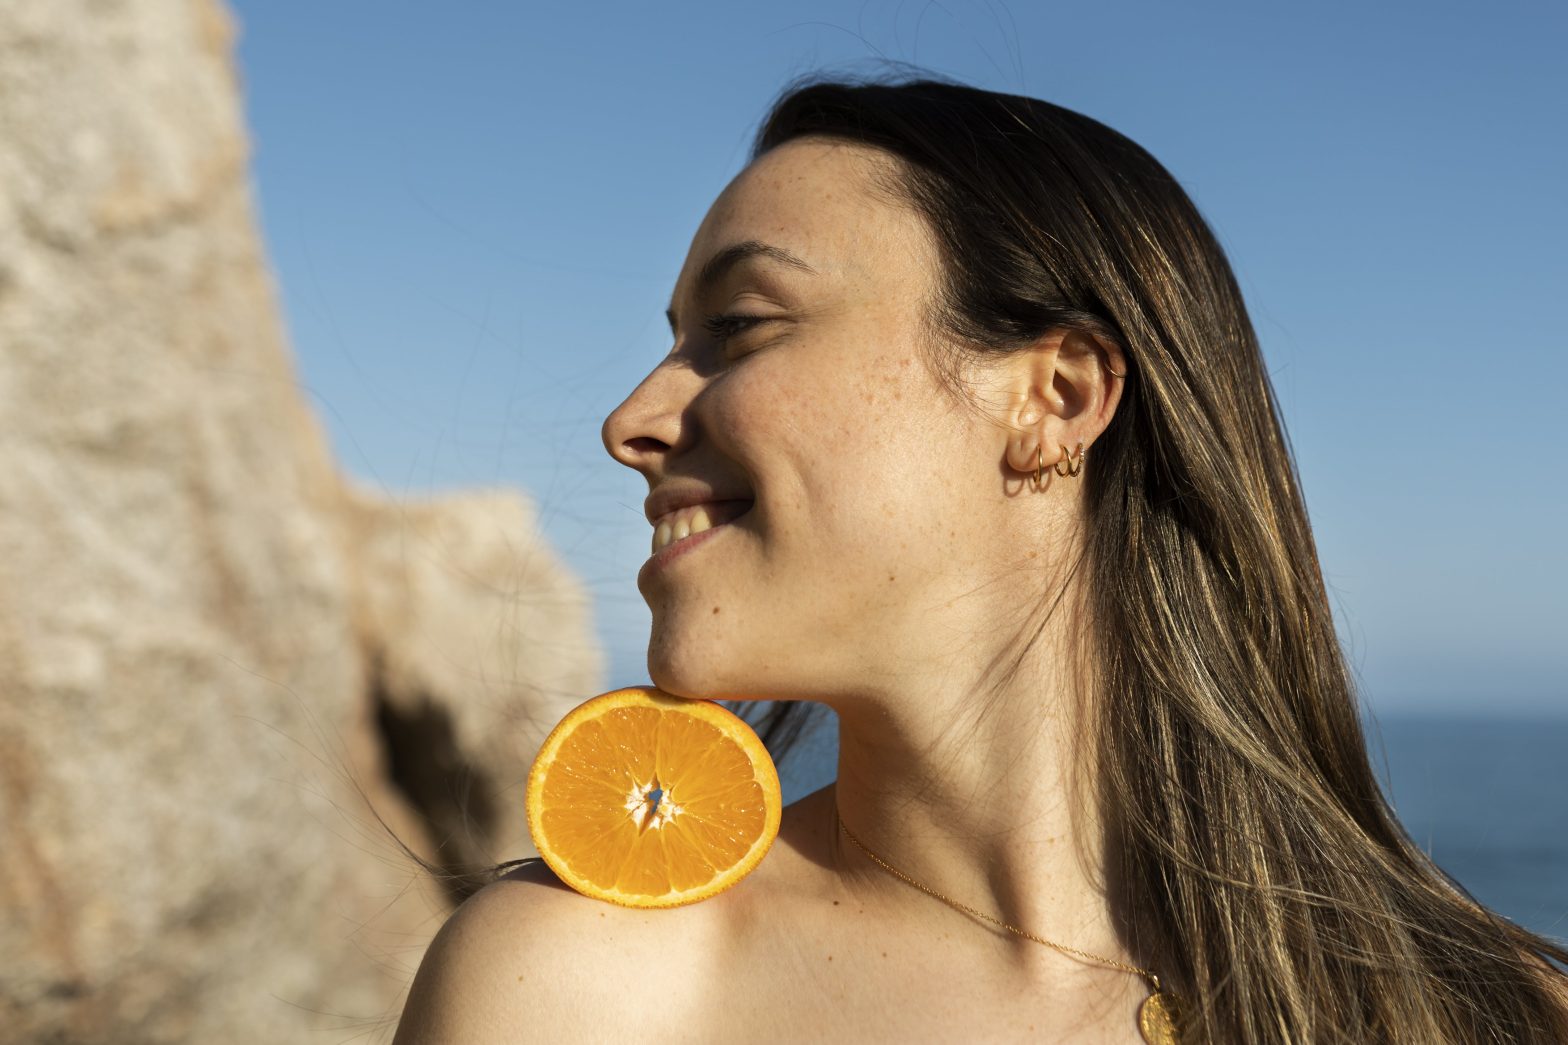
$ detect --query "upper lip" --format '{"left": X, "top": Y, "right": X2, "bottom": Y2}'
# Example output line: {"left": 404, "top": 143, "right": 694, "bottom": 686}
{"left": 644, "top": 484, "right": 755, "bottom": 526}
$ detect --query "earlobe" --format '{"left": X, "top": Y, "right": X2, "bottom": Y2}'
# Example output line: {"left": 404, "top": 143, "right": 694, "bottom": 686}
{"left": 995, "top": 327, "right": 1122, "bottom": 488}
{"left": 1005, "top": 433, "right": 1045, "bottom": 483}
{"left": 993, "top": 333, "right": 1065, "bottom": 485}
{"left": 1004, "top": 438, "right": 1085, "bottom": 489}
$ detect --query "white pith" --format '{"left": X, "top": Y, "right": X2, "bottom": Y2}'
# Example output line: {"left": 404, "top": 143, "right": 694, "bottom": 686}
{"left": 624, "top": 779, "right": 683, "bottom": 830}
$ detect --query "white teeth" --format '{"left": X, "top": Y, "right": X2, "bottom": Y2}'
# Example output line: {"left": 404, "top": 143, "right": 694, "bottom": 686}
{"left": 651, "top": 503, "right": 718, "bottom": 554}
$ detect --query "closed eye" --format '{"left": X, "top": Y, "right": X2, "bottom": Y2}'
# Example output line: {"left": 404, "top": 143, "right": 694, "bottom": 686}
{"left": 701, "top": 313, "right": 770, "bottom": 345}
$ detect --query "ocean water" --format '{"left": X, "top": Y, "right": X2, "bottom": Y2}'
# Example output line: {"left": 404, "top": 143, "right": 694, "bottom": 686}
{"left": 776, "top": 714, "right": 1568, "bottom": 945}
{"left": 1367, "top": 717, "right": 1568, "bottom": 944}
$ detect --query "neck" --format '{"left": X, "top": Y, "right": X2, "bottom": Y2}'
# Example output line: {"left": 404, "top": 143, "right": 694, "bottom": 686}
{"left": 819, "top": 613, "right": 1136, "bottom": 988}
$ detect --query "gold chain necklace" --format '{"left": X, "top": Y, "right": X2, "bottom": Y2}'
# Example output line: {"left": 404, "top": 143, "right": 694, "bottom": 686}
{"left": 835, "top": 807, "right": 1183, "bottom": 1045}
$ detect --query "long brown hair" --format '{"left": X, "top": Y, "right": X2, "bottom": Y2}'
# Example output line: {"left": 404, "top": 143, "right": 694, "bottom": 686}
{"left": 428, "top": 68, "right": 1565, "bottom": 1043}
{"left": 730, "top": 72, "right": 1568, "bottom": 1043}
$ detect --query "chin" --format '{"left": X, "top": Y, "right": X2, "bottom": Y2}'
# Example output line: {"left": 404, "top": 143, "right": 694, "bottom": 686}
{"left": 644, "top": 623, "right": 776, "bottom": 705}
{"left": 645, "top": 623, "right": 727, "bottom": 698}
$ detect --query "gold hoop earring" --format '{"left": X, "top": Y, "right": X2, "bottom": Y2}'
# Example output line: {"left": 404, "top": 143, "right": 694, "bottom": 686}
{"left": 1034, "top": 445, "right": 1044, "bottom": 488}
{"left": 1054, "top": 441, "right": 1085, "bottom": 478}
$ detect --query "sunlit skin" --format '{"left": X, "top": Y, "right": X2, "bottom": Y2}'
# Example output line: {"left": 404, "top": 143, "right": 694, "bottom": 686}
{"left": 596, "top": 136, "right": 1143, "bottom": 1040}
{"left": 391, "top": 135, "right": 1140, "bottom": 1044}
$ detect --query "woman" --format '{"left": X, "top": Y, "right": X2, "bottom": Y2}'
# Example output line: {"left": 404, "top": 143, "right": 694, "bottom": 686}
{"left": 393, "top": 75, "right": 1568, "bottom": 1043}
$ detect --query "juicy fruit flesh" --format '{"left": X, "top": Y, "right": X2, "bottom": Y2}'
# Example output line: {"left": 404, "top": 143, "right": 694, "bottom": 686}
{"left": 536, "top": 702, "right": 773, "bottom": 899}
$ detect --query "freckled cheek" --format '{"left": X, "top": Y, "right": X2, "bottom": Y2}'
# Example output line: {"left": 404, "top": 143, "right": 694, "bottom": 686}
{"left": 714, "top": 365, "right": 922, "bottom": 531}
{"left": 714, "top": 372, "right": 865, "bottom": 454}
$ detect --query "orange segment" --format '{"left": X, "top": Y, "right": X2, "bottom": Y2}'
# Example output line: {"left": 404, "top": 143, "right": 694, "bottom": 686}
{"left": 525, "top": 686, "right": 782, "bottom": 908}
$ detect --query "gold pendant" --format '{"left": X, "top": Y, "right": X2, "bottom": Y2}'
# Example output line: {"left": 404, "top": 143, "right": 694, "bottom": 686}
{"left": 1137, "top": 990, "right": 1180, "bottom": 1045}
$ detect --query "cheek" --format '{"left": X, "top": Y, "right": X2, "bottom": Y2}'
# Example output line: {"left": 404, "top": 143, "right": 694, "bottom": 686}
{"left": 717, "top": 361, "right": 905, "bottom": 504}
{"left": 732, "top": 366, "right": 945, "bottom": 559}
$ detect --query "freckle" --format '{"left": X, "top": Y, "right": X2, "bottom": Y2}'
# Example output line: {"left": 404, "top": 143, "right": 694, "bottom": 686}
{"left": 827, "top": 955, "right": 833, "bottom": 961}
{"left": 882, "top": 952, "right": 888, "bottom": 958}
{"left": 888, "top": 574, "right": 895, "bottom": 582}
{"left": 833, "top": 900, "right": 839, "bottom": 905}
{"left": 712, "top": 606, "right": 721, "bottom": 614}
{"left": 517, "top": 975, "right": 525, "bottom": 981}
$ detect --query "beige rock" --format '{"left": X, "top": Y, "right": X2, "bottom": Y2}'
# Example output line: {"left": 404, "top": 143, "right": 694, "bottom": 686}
{"left": 346, "top": 482, "right": 603, "bottom": 887}
{"left": 0, "top": 1, "right": 602, "bottom": 1041}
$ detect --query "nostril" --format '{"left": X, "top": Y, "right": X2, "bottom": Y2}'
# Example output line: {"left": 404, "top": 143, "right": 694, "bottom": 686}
{"left": 608, "top": 434, "right": 670, "bottom": 469}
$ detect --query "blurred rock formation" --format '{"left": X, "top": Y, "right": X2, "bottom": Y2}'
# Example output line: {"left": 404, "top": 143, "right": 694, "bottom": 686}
{"left": 0, "top": 1, "right": 603, "bottom": 1041}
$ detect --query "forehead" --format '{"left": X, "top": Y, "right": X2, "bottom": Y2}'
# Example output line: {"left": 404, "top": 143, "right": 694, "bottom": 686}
{"left": 668, "top": 138, "right": 932, "bottom": 310}
{"left": 705, "top": 137, "right": 897, "bottom": 230}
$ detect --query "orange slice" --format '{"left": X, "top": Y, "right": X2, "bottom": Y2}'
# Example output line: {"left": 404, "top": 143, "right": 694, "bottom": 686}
{"left": 525, "top": 686, "right": 782, "bottom": 908}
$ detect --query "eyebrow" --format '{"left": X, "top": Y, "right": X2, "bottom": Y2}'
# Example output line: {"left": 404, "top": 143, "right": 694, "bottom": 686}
{"left": 665, "top": 240, "right": 817, "bottom": 335}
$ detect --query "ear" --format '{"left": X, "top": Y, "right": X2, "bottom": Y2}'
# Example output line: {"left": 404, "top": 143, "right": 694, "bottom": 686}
{"left": 994, "top": 328, "right": 1126, "bottom": 480}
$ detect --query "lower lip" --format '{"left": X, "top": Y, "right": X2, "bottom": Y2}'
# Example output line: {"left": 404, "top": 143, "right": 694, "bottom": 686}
{"left": 638, "top": 511, "right": 749, "bottom": 584}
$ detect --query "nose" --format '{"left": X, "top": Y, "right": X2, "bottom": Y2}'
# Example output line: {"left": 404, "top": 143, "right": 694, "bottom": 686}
{"left": 601, "top": 360, "right": 696, "bottom": 476}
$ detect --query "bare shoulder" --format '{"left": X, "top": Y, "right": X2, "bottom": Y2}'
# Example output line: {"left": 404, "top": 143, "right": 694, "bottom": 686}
{"left": 391, "top": 860, "right": 724, "bottom": 1045}
{"left": 391, "top": 788, "right": 839, "bottom": 1044}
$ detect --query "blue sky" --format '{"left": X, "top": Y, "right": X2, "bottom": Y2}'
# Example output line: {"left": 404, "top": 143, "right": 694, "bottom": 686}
{"left": 228, "top": 1, "right": 1565, "bottom": 717}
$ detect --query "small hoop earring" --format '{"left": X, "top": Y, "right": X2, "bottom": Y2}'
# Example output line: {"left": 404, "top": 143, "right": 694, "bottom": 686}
{"left": 1054, "top": 441, "right": 1086, "bottom": 478}
{"left": 1033, "top": 445, "right": 1044, "bottom": 488}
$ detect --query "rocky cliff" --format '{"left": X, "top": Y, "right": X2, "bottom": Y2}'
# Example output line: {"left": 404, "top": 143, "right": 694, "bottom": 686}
{"left": 0, "top": 2, "right": 602, "bottom": 1040}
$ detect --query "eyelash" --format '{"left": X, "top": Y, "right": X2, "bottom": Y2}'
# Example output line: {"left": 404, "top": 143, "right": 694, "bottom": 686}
{"left": 701, "top": 312, "right": 767, "bottom": 348}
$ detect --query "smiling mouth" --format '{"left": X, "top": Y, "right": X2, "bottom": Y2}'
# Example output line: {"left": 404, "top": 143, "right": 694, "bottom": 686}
{"left": 650, "top": 499, "right": 754, "bottom": 555}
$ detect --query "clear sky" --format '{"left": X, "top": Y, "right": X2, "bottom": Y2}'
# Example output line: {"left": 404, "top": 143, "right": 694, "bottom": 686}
{"left": 228, "top": 1, "right": 1565, "bottom": 717}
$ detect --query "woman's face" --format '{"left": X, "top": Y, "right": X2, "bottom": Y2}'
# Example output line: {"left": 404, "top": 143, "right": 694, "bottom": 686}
{"left": 602, "top": 137, "right": 1023, "bottom": 704}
